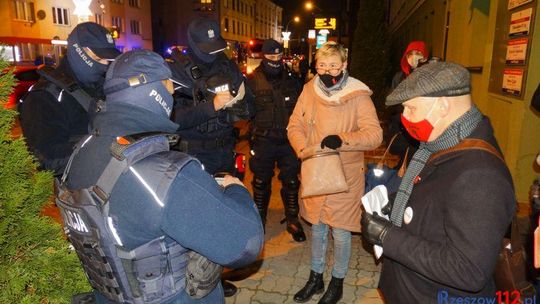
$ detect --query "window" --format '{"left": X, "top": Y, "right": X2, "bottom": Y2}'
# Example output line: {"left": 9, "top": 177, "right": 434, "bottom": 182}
{"left": 13, "top": 1, "right": 35, "bottom": 22}
{"left": 128, "top": 0, "right": 140, "bottom": 7}
{"left": 112, "top": 16, "right": 123, "bottom": 32}
{"left": 224, "top": 18, "right": 229, "bottom": 32}
{"left": 52, "top": 7, "right": 69, "bottom": 25}
{"left": 130, "top": 20, "right": 140, "bottom": 35}
{"left": 232, "top": 20, "right": 235, "bottom": 34}
{"left": 111, "top": 0, "right": 123, "bottom": 3}
{"left": 95, "top": 13, "right": 103, "bottom": 25}
{"left": 200, "top": 0, "right": 212, "bottom": 3}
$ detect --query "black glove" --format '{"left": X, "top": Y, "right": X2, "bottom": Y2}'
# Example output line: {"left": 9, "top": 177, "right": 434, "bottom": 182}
{"left": 321, "top": 135, "right": 342, "bottom": 149}
{"left": 361, "top": 212, "right": 394, "bottom": 246}
{"left": 381, "top": 200, "right": 393, "bottom": 216}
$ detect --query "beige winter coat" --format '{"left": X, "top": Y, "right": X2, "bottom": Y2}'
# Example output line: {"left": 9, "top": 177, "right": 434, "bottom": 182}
{"left": 287, "top": 76, "right": 383, "bottom": 232}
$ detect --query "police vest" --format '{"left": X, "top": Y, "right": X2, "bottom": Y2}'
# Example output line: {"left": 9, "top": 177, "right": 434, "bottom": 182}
{"left": 56, "top": 133, "right": 217, "bottom": 303}
{"left": 30, "top": 66, "right": 99, "bottom": 115}
{"left": 250, "top": 67, "right": 300, "bottom": 136}
{"left": 171, "top": 52, "right": 250, "bottom": 134}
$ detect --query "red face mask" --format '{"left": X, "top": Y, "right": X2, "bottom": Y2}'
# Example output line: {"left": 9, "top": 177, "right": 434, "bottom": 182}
{"left": 401, "top": 101, "right": 440, "bottom": 142}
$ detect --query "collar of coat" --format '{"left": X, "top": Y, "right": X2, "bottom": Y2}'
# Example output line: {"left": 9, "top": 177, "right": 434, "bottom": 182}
{"left": 311, "top": 75, "right": 372, "bottom": 106}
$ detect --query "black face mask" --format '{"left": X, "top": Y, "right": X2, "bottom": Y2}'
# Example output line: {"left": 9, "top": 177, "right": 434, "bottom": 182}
{"left": 319, "top": 71, "right": 344, "bottom": 88}
{"left": 262, "top": 58, "right": 283, "bottom": 76}
{"left": 66, "top": 44, "right": 108, "bottom": 90}
{"left": 187, "top": 34, "right": 218, "bottom": 63}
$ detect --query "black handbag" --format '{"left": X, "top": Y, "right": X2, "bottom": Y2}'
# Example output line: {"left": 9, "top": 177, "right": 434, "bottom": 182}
{"left": 365, "top": 133, "right": 408, "bottom": 194}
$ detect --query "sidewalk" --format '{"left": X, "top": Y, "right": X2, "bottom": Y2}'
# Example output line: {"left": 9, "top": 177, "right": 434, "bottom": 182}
{"left": 225, "top": 141, "right": 384, "bottom": 304}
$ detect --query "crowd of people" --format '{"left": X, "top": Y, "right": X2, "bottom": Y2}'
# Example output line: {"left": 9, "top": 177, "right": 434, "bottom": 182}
{"left": 18, "top": 18, "right": 520, "bottom": 304}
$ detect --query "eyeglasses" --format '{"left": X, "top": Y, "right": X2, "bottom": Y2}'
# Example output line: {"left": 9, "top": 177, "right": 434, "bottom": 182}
{"left": 316, "top": 63, "right": 343, "bottom": 74}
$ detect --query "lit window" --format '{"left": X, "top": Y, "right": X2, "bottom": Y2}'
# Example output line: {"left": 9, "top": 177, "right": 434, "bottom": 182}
{"left": 52, "top": 7, "right": 69, "bottom": 26}
{"left": 12, "top": 0, "right": 35, "bottom": 22}
{"left": 128, "top": 0, "right": 140, "bottom": 8}
{"left": 112, "top": 16, "right": 123, "bottom": 32}
{"left": 130, "top": 20, "right": 140, "bottom": 35}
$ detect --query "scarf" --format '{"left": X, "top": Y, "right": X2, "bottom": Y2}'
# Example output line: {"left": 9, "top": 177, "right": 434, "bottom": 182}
{"left": 389, "top": 105, "right": 483, "bottom": 227}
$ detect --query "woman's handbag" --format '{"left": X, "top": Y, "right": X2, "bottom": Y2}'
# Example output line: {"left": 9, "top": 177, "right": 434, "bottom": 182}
{"left": 494, "top": 216, "right": 536, "bottom": 302}
{"left": 299, "top": 100, "right": 348, "bottom": 198}
{"left": 300, "top": 149, "right": 348, "bottom": 198}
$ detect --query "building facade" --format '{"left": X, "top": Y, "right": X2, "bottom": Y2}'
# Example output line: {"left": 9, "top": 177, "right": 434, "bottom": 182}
{"left": 151, "top": 0, "right": 282, "bottom": 57}
{"left": 0, "top": 0, "right": 152, "bottom": 65}
{"left": 386, "top": 0, "right": 540, "bottom": 203}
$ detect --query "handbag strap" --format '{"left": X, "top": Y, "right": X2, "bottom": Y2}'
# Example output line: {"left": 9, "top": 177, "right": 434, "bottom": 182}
{"left": 306, "top": 99, "right": 318, "bottom": 147}
{"left": 510, "top": 215, "right": 520, "bottom": 252}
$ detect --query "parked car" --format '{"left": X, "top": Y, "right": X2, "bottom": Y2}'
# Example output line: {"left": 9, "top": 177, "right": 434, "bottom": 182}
{"left": 2, "top": 65, "right": 40, "bottom": 109}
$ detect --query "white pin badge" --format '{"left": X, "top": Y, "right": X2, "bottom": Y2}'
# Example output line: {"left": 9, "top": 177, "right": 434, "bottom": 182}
{"left": 106, "top": 33, "right": 113, "bottom": 44}
{"left": 403, "top": 207, "right": 413, "bottom": 225}
{"left": 208, "top": 29, "right": 215, "bottom": 38}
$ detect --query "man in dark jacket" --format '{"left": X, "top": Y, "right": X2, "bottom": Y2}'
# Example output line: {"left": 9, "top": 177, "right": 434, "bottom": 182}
{"left": 19, "top": 22, "right": 121, "bottom": 176}
{"left": 59, "top": 50, "right": 264, "bottom": 304}
{"left": 246, "top": 39, "right": 306, "bottom": 242}
{"left": 168, "top": 18, "right": 254, "bottom": 176}
{"left": 361, "top": 62, "right": 516, "bottom": 303}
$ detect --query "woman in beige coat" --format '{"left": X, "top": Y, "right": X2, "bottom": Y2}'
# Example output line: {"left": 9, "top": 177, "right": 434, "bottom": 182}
{"left": 288, "top": 42, "right": 382, "bottom": 304}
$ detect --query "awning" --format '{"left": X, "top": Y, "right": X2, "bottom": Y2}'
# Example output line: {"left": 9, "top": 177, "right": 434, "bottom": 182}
{"left": 0, "top": 36, "right": 53, "bottom": 45}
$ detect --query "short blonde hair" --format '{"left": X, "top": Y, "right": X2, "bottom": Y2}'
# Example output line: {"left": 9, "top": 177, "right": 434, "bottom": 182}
{"left": 315, "top": 41, "right": 347, "bottom": 62}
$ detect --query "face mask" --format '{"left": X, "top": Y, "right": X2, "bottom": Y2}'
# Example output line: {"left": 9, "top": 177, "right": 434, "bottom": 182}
{"left": 319, "top": 71, "right": 344, "bottom": 88}
{"left": 400, "top": 100, "right": 441, "bottom": 142}
{"left": 262, "top": 58, "right": 283, "bottom": 75}
{"left": 66, "top": 44, "right": 109, "bottom": 89}
{"left": 407, "top": 54, "right": 424, "bottom": 69}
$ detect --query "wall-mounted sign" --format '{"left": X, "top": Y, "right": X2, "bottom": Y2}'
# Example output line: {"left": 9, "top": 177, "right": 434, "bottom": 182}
{"left": 508, "top": 0, "right": 533, "bottom": 10}
{"left": 316, "top": 35, "right": 327, "bottom": 49}
{"left": 502, "top": 68, "right": 524, "bottom": 96}
{"left": 509, "top": 8, "right": 533, "bottom": 37}
{"left": 505, "top": 37, "right": 528, "bottom": 64}
{"left": 314, "top": 18, "right": 336, "bottom": 30}
{"left": 308, "top": 29, "right": 316, "bottom": 39}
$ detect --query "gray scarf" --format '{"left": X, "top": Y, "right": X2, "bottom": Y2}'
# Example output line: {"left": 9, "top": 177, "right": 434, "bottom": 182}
{"left": 316, "top": 70, "right": 349, "bottom": 97}
{"left": 390, "top": 105, "right": 483, "bottom": 226}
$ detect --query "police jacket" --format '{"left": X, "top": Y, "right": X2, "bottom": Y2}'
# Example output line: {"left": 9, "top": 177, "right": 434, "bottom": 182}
{"left": 246, "top": 65, "right": 302, "bottom": 139}
{"left": 169, "top": 50, "right": 254, "bottom": 142}
{"left": 64, "top": 103, "right": 264, "bottom": 303}
{"left": 19, "top": 58, "right": 99, "bottom": 176}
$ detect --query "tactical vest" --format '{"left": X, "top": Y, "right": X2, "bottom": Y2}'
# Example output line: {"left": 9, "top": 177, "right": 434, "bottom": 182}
{"left": 173, "top": 52, "right": 249, "bottom": 133}
{"left": 56, "top": 134, "right": 196, "bottom": 303}
{"left": 30, "top": 66, "right": 99, "bottom": 115}
{"left": 251, "top": 68, "right": 300, "bottom": 137}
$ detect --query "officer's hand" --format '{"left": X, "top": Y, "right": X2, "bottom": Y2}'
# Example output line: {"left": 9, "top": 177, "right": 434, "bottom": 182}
{"left": 321, "top": 135, "right": 342, "bottom": 150}
{"left": 213, "top": 92, "right": 233, "bottom": 111}
{"left": 361, "top": 212, "right": 394, "bottom": 246}
{"left": 221, "top": 175, "right": 246, "bottom": 188}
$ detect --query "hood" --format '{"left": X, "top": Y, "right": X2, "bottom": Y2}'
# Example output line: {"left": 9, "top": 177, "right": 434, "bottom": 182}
{"left": 400, "top": 41, "right": 428, "bottom": 76}
{"left": 92, "top": 102, "right": 179, "bottom": 136}
{"left": 312, "top": 75, "right": 372, "bottom": 106}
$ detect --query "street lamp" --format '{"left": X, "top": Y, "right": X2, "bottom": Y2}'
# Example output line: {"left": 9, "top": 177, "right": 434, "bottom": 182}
{"left": 285, "top": 16, "right": 300, "bottom": 33}
{"left": 283, "top": 16, "right": 300, "bottom": 55}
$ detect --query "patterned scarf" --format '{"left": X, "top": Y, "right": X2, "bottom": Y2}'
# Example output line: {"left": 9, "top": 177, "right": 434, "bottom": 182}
{"left": 316, "top": 70, "right": 349, "bottom": 97}
{"left": 390, "top": 105, "right": 483, "bottom": 226}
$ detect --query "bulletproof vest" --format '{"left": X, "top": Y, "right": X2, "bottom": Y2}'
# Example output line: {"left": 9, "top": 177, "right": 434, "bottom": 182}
{"left": 31, "top": 66, "right": 99, "bottom": 115}
{"left": 56, "top": 133, "right": 193, "bottom": 303}
{"left": 173, "top": 52, "right": 248, "bottom": 133}
{"left": 251, "top": 68, "right": 300, "bottom": 136}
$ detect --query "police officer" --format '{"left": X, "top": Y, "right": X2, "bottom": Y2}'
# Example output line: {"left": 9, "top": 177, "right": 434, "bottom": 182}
{"left": 57, "top": 50, "right": 264, "bottom": 304}
{"left": 19, "top": 22, "right": 121, "bottom": 176}
{"left": 246, "top": 39, "right": 306, "bottom": 242}
{"left": 168, "top": 18, "right": 254, "bottom": 176}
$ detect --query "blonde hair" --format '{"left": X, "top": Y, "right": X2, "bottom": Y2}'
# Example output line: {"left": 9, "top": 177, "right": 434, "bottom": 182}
{"left": 315, "top": 41, "right": 347, "bottom": 62}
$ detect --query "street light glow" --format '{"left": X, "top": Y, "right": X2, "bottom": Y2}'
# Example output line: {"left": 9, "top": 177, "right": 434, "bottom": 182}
{"left": 305, "top": 2, "right": 313, "bottom": 10}
{"left": 294, "top": 16, "right": 300, "bottom": 23}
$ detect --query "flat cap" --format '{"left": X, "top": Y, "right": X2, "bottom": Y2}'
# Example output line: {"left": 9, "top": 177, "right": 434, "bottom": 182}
{"left": 386, "top": 61, "right": 470, "bottom": 106}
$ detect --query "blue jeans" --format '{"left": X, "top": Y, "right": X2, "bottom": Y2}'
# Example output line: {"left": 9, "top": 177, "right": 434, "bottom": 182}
{"left": 311, "top": 223, "right": 351, "bottom": 279}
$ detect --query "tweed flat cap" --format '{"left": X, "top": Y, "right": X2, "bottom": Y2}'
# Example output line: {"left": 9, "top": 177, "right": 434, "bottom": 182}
{"left": 386, "top": 61, "right": 471, "bottom": 106}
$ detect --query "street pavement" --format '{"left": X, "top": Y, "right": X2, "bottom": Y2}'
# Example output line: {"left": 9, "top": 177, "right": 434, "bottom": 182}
{"left": 224, "top": 140, "right": 384, "bottom": 304}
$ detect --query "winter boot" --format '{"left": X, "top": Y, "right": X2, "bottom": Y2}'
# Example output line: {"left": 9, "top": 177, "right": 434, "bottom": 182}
{"left": 317, "top": 276, "right": 343, "bottom": 304}
{"left": 252, "top": 176, "right": 271, "bottom": 229}
{"left": 281, "top": 178, "right": 306, "bottom": 242}
{"left": 293, "top": 270, "right": 324, "bottom": 303}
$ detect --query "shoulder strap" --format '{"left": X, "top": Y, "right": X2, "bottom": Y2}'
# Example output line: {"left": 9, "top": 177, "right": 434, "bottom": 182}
{"left": 428, "top": 138, "right": 504, "bottom": 164}
{"left": 38, "top": 66, "right": 94, "bottom": 112}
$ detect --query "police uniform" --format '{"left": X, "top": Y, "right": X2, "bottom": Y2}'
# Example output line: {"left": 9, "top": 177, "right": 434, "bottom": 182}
{"left": 246, "top": 39, "right": 306, "bottom": 242}
{"left": 58, "top": 50, "right": 263, "bottom": 304}
{"left": 19, "top": 22, "right": 121, "bottom": 176}
{"left": 168, "top": 19, "right": 253, "bottom": 176}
